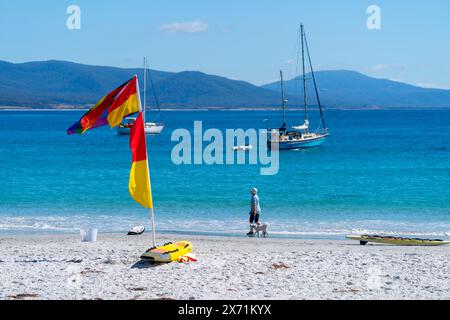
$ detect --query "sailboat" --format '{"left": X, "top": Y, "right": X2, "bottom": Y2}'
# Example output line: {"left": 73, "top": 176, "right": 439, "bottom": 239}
{"left": 267, "top": 24, "right": 329, "bottom": 150}
{"left": 117, "top": 58, "right": 165, "bottom": 135}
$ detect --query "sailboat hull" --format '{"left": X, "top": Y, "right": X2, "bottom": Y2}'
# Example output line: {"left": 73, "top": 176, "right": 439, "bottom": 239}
{"left": 269, "top": 133, "right": 329, "bottom": 150}
{"left": 117, "top": 124, "right": 164, "bottom": 135}
{"left": 144, "top": 124, "right": 164, "bottom": 135}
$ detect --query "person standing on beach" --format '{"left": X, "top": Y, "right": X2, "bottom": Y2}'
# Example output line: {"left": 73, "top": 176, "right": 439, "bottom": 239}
{"left": 247, "top": 187, "right": 261, "bottom": 236}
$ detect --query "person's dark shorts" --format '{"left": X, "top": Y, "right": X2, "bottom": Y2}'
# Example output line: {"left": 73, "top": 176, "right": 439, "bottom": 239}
{"left": 249, "top": 212, "right": 260, "bottom": 224}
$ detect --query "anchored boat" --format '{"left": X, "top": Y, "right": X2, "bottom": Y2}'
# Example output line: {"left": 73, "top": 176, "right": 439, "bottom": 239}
{"left": 268, "top": 24, "right": 329, "bottom": 150}
{"left": 117, "top": 118, "right": 164, "bottom": 135}
{"left": 118, "top": 57, "right": 164, "bottom": 135}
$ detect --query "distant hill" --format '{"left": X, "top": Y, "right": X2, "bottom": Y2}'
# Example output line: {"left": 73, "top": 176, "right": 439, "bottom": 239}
{"left": 261, "top": 70, "right": 450, "bottom": 109}
{"left": 0, "top": 60, "right": 171, "bottom": 107}
{"left": 152, "top": 71, "right": 282, "bottom": 107}
{"left": 1, "top": 60, "right": 449, "bottom": 109}
{"left": 0, "top": 60, "right": 281, "bottom": 108}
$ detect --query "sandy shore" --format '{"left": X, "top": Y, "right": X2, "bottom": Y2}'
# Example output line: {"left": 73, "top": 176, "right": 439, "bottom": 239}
{"left": 0, "top": 233, "right": 449, "bottom": 300}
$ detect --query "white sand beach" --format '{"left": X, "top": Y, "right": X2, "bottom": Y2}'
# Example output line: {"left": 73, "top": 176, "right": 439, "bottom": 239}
{"left": 0, "top": 233, "right": 449, "bottom": 300}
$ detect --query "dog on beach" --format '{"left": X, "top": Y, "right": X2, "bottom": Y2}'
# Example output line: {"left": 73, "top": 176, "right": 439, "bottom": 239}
{"left": 249, "top": 223, "right": 269, "bottom": 238}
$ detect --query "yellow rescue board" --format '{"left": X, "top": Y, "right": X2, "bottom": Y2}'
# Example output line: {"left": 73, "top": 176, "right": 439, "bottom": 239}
{"left": 141, "top": 241, "right": 192, "bottom": 262}
{"left": 346, "top": 235, "right": 450, "bottom": 246}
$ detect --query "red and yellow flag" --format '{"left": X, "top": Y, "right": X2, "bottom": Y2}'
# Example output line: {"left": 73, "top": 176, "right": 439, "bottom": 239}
{"left": 129, "top": 112, "right": 153, "bottom": 209}
{"left": 67, "top": 76, "right": 140, "bottom": 135}
{"left": 107, "top": 76, "right": 140, "bottom": 128}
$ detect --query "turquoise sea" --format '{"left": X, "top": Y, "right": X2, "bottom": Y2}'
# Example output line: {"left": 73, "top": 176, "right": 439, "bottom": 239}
{"left": 0, "top": 109, "right": 449, "bottom": 238}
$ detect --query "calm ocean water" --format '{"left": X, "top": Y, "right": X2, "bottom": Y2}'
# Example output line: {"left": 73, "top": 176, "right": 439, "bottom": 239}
{"left": 0, "top": 109, "right": 449, "bottom": 238}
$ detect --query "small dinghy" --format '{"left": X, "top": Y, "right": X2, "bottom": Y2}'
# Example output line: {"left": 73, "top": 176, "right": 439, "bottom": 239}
{"left": 232, "top": 145, "right": 253, "bottom": 151}
{"left": 127, "top": 226, "right": 145, "bottom": 236}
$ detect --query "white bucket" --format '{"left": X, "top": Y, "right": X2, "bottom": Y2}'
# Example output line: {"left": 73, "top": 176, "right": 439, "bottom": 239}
{"left": 80, "top": 228, "right": 98, "bottom": 242}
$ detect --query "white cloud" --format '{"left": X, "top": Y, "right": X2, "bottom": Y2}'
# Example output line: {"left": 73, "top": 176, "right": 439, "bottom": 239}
{"left": 372, "top": 64, "right": 387, "bottom": 71}
{"left": 372, "top": 63, "right": 406, "bottom": 71}
{"left": 284, "top": 59, "right": 295, "bottom": 65}
{"left": 160, "top": 20, "right": 209, "bottom": 33}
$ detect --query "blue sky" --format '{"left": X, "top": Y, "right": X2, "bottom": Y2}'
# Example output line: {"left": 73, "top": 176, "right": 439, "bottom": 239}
{"left": 0, "top": 0, "right": 449, "bottom": 88}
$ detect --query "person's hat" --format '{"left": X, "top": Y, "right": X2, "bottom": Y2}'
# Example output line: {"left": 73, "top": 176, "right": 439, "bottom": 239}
{"left": 250, "top": 187, "right": 258, "bottom": 194}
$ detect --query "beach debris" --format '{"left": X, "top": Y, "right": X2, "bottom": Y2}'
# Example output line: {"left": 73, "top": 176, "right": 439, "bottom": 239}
{"left": 80, "top": 268, "right": 105, "bottom": 276}
{"left": 16, "top": 258, "right": 51, "bottom": 263}
{"left": 103, "top": 257, "right": 117, "bottom": 265}
{"left": 129, "top": 287, "right": 147, "bottom": 292}
{"left": 8, "top": 293, "right": 40, "bottom": 300}
{"left": 333, "top": 288, "right": 360, "bottom": 294}
{"left": 271, "top": 262, "right": 290, "bottom": 270}
{"left": 67, "top": 259, "right": 83, "bottom": 263}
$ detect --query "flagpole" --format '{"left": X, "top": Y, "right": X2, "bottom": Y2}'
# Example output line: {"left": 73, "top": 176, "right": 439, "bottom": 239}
{"left": 135, "top": 74, "right": 157, "bottom": 247}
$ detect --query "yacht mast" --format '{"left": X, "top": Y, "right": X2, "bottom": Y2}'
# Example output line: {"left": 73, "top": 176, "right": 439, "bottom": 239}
{"left": 280, "top": 70, "right": 287, "bottom": 131}
{"left": 143, "top": 57, "right": 147, "bottom": 123}
{"left": 304, "top": 31, "right": 327, "bottom": 131}
{"left": 301, "top": 24, "right": 308, "bottom": 128}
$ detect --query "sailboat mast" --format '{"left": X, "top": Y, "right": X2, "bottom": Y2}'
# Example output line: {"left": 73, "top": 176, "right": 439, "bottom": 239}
{"left": 280, "top": 70, "right": 286, "bottom": 130}
{"left": 143, "top": 57, "right": 147, "bottom": 123}
{"left": 301, "top": 24, "right": 308, "bottom": 125}
{"left": 304, "top": 32, "right": 327, "bottom": 131}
